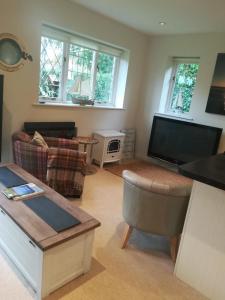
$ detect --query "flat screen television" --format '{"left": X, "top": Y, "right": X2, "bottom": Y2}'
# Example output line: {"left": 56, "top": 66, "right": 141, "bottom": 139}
{"left": 147, "top": 116, "right": 222, "bottom": 165}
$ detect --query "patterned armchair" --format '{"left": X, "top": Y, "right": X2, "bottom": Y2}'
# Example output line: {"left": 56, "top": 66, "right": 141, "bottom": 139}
{"left": 12, "top": 132, "right": 87, "bottom": 197}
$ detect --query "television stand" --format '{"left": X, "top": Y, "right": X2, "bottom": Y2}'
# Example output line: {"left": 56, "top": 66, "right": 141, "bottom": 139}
{"left": 148, "top": 157, "right": 179, "bottom": 173}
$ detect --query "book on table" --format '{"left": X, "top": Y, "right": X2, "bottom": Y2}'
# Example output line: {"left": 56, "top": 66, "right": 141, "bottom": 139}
{"left": 2, "top": 183, "right": 44, "bottom": 200}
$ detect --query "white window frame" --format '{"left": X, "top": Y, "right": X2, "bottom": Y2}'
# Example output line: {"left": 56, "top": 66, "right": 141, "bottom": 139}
{"left": 39, "top": 25, "right": 125, "bottom": 107}
{"left": 164, "top": 57, "right": 200, "bottom": 115}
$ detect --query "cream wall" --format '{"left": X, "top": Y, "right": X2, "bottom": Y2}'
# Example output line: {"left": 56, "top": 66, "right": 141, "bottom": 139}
{"left": 136, "top": 33, "right": 225, "bottom": 159}
{"left": 0, "top": 0, "right": 148, "bottom": 162}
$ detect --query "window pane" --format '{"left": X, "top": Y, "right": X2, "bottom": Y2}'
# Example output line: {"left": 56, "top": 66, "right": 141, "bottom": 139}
{"left": 39, "top": 37, "right": 63, "bottom": 99}
{"left": 94, "top": 52, "right": 115, "bottom": 103}
{"left": 170, "top": 63, "right": 199, "bottom": 113}
{"left": 66, "top": 45, "right": 94, "bottom": 101}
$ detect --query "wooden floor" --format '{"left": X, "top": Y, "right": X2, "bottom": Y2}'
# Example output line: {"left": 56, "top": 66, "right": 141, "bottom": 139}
{"left": 0, "top": 168, "right": 206, "bottom": 300}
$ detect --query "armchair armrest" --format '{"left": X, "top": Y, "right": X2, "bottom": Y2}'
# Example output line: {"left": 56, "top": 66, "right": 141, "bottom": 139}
{"left": 13, "top": 140, "right": 48, "bottom": 182}
{"left": 47, "top": 148, "right": 87, "bottom": 196}
{"left": 45, "top": 137, "right": 79, "bottom": 150}
{"left": 47, "top": 147, "right": 86, "bottom": 171}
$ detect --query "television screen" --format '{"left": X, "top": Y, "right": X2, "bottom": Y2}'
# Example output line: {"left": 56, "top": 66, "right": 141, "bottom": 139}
{"left": 148, "top": 116, "right": 222, "bottom": 165}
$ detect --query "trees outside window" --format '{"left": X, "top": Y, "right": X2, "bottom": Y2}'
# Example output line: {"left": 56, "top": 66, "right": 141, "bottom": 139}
{"left": 39, "top": 34, "right": 120, "bottom": 106}
{"left": 39, "top": 37, "right": 63, "bottom": 99}
{"left": 166, "top": 60, "right": 199, "bottom": 114}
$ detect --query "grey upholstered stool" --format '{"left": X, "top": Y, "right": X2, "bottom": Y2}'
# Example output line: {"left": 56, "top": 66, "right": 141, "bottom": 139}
{"left": 122, "top": 167, "right": 192, "bottom": 262}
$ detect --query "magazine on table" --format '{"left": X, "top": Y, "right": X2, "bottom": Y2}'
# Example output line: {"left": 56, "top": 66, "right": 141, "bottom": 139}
{"left": 3, "top": 183, "right": 44, "bottom": 200}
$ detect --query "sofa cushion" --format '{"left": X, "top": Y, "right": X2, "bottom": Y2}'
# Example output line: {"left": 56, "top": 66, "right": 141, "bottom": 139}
{"left": 32, "top": 131, "right": 49, "bottom": 149}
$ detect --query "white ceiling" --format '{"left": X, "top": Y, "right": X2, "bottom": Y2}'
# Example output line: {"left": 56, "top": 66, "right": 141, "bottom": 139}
{"left": 71, "top": 0, "right": 225, "bottom": 35}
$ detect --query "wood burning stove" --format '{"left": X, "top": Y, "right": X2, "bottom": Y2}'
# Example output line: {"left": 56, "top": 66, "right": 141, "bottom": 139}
{"left": 92, "top": 130, "right": 125, "bottom": 168}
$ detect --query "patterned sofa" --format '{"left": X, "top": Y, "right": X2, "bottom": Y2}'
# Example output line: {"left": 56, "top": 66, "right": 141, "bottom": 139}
{"left": 12, "top": 132, "right": 87, "bottom": 197}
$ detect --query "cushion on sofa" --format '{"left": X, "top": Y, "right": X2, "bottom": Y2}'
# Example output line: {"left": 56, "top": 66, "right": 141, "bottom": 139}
{"left": 32, "top": 131, "right": 49, "bottom": 149}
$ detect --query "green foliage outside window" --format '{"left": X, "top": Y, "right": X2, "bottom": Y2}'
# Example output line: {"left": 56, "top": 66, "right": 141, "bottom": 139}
{"left": 95, "top": 53, "right": 114, "bottom": 103}
{"left": 39, "top": 37, "right": 63, "bottom": 99}
{"left": 39, "top": 36, "right": 116, "bottom": 104}
{"left": 76, "top": 47, "right": 93, "bottom": 70}
{"left": 66, "top": 46, "right": 93, "bottom": 101}
{"left": 67, "top": 48, "right": 114, "bottom": 103}
{"left": 170, "top": 63, "right": 199, "bottom": 113}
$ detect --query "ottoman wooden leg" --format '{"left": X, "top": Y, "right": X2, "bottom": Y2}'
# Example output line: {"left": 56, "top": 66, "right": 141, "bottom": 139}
{"left": 170, "top": 235, "right": 180, "bottom": 263}
{"left": 121, "top": 225, "right": 133, "bottom": 249}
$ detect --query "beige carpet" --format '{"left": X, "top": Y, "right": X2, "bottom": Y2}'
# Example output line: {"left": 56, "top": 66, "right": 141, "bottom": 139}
{"left": 0, "top": 168, "right": 205, "bottom": 300}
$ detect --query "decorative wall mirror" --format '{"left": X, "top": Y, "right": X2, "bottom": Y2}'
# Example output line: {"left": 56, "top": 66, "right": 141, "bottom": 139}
{"left": 0, "top": 33, "right": 33, "bottom": 72}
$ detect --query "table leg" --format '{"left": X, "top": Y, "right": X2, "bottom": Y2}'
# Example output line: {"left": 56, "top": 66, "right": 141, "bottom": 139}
{"left": 84, "top": 144, "right": 98, "bottom": 175}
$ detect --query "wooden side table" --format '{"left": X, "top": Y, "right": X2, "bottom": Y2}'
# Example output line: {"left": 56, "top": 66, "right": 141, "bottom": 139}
{"left": 74, "top": 136, "right": 98, "bottom": 153}
{"left": 74, "top": 136, "right": 99, "bottom": 175}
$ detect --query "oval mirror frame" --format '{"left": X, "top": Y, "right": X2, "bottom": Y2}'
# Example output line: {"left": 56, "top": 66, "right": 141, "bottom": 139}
{"left": 0, "top": 33, "right": 26, "bottom": 72}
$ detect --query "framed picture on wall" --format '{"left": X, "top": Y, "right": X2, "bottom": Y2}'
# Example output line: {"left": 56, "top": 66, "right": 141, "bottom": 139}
{"left": 0, "top": 75, "right": 3, "bottom": 162}
{"left": 206, "top": 53, "right": 225, "bottom": 115}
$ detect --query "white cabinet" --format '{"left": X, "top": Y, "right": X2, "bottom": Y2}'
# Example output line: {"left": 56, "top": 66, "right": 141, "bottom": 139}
{"left": 92, "top": 130, "right": 125, "bottom": 168}
{"left": 175, "top": 181, "right": 225, "bottom": 299}
{"left": 0, "top": 164, "right": 100, "bottom": 300}
{"left": 0, "top": 208, "right": 95, "bottom": 299}
{"left": 0, "top": 208, "right": 42, "bottom": 292}
{"left": 41, "top": 231, "right": 94, "bottom": 298}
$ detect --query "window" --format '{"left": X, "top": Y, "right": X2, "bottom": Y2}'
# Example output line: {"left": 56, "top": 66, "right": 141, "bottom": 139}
{"left": 164, "top": 58, "right": 199, "bottom": 114}
{"left": 39, "top": 25, "right": 126, "bottom": 107}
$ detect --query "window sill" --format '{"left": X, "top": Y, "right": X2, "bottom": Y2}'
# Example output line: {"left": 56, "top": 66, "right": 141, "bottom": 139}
{"left": 33, "top": 102, "right": 125, "bottom": 110}
{"left": 155, "top": 112, "right": 194, "bottom": 121}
